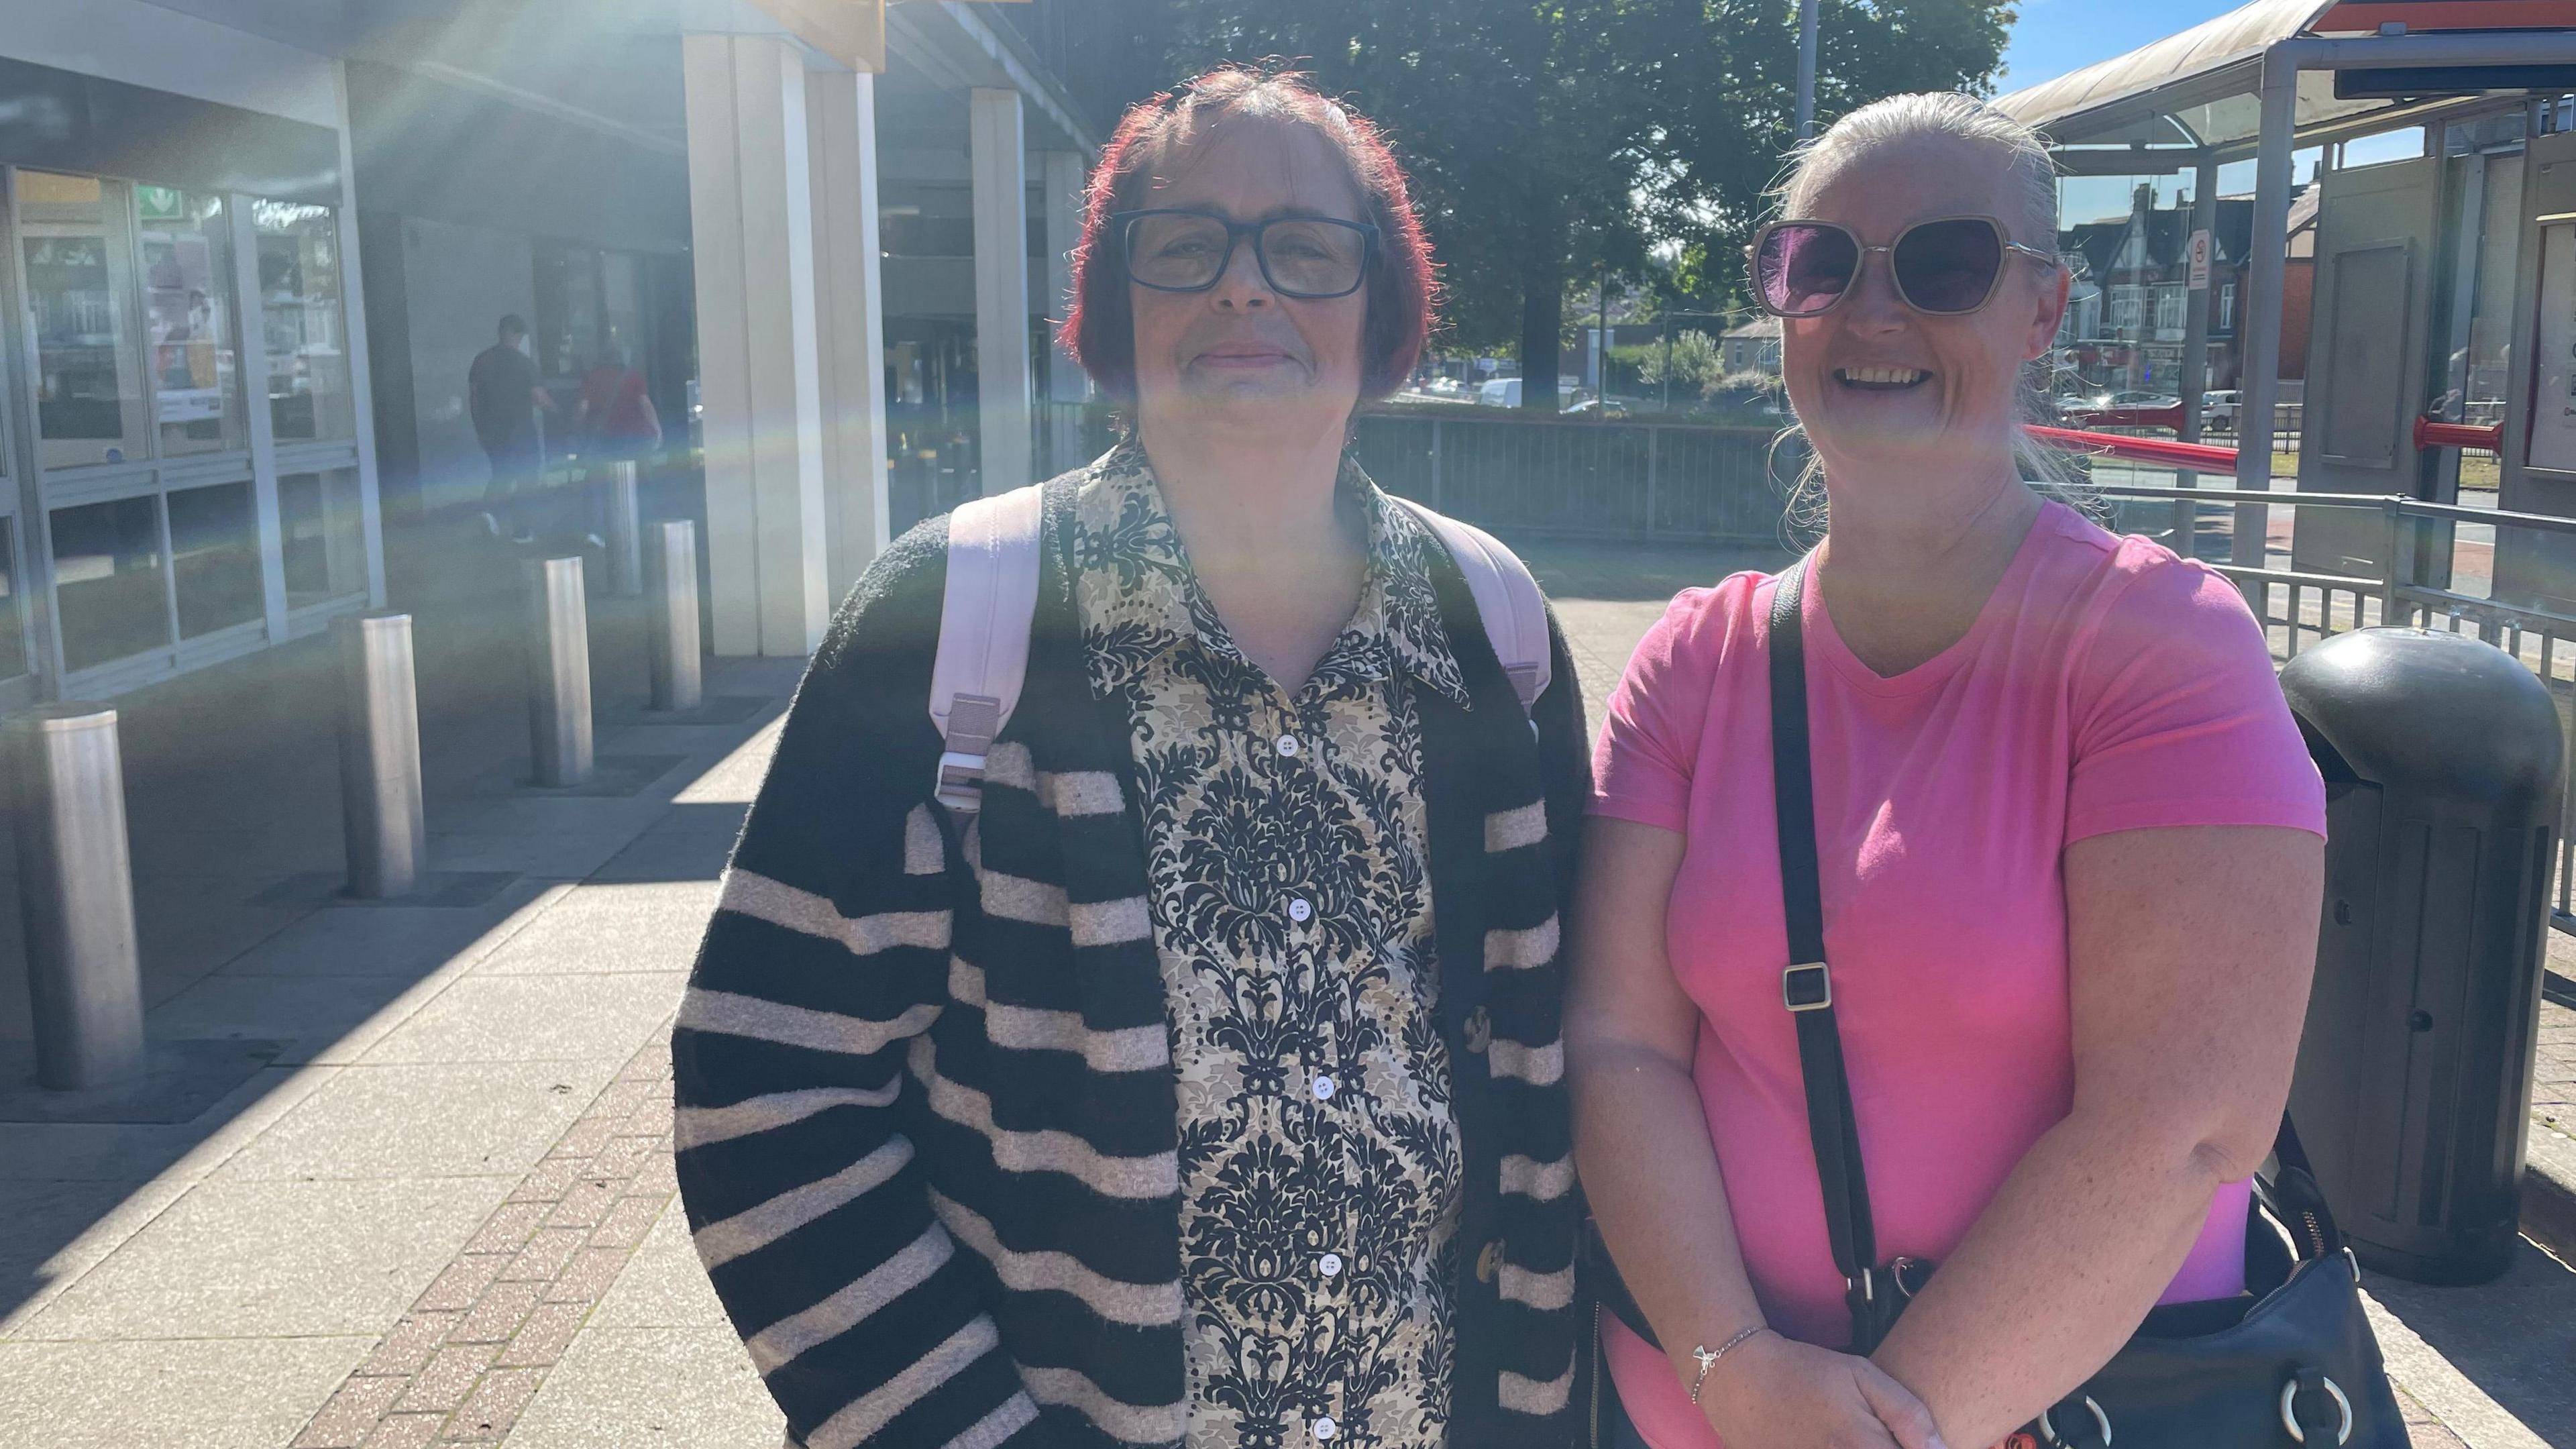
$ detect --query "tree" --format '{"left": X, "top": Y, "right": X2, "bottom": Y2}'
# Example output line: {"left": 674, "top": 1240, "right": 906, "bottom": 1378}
{"left": 1644, "top": 1, "right": 2017, "bottom": 311}
{"left": 1145, "top": 1, "right": 2016, "bottom": 411}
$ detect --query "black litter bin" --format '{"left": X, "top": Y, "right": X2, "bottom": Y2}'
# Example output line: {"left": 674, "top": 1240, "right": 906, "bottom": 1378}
{"left": 2281, "top": 627, "right": 2565, "bottom": 1285}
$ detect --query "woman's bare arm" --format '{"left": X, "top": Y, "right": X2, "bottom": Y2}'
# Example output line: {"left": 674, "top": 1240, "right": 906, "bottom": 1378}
{"left": 1870, "top": 824, "right": 2323, "bottom": 1448}
{"left": 1570, "top": 816, "right": 1941, "bottom": 1449}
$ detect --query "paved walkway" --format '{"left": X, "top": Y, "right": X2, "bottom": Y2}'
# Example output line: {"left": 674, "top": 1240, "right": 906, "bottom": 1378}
{"left": 0, "top": 529, "right": 2570, "bottom": 1447}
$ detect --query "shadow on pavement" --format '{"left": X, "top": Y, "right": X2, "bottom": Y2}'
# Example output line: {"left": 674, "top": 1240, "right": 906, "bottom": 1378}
{"left": 2369, "top": 1239, "right": 2576, "bottom": 1442}
{"left": 0, "top": 475, "right": 785, "bottom": 1334}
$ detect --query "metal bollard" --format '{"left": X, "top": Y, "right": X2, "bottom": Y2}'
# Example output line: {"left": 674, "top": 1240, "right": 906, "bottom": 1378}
{"left": 526, "top": 555, "right": 594, "bottom": 786}
{"left": 9, "top": 704, "right": 144, "bottom": 1089}
{"left": 648, "top": 519, "right": 703, "bottom": 714}
{"left": 605, "top": 460, "right": 643, "bottom": 598}
{"left": 335, "top": 612, "right": 426, "bottom": 898}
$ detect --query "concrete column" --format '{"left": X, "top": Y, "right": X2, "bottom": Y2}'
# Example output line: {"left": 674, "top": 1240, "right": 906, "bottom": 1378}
{"left": 683, "top": 33, "right": 832, "bottom": 657}
{"left": 809, "top": 66, "right": 892, "bottom": 606}
{"left": 1041, "top": 150, "right": 1088, "bottom": 477}
{"left": 971, "top": 87, "right": 1034, "bottom": 496}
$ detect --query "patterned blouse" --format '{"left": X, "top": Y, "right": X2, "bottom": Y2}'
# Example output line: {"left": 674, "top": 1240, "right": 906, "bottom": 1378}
{"left": 1070, "top": 443, "right": 1468, "bottom": 1449}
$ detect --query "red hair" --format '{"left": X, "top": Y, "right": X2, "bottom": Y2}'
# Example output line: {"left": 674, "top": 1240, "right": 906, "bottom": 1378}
{"left": 1060, "top": 66, "right": 1439, "bottom": 402}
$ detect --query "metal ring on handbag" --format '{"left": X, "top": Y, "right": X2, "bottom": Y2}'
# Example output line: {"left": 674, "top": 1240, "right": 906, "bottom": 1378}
{"left": 2036, "top": 1395, "right": 2112, "bottom": 1448}
{"left": 2280, "top": 1373, "right": 2354, "bottom": 1446}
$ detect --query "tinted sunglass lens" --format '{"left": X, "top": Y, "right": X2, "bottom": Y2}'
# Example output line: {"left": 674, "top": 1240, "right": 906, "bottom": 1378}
{"left": 1893, "top": 219, "right": 2004, "bottom": 313}
{"left": 1758, "top": 225, "right": 1858, "bottom": 316}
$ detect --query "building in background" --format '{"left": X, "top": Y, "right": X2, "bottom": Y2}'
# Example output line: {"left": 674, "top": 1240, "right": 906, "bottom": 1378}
{"left": 0, "top": 0, "right": 1101, "bottom": 704}
{"left": 1721, "top": 317, "right": 1781, "bottom": 378}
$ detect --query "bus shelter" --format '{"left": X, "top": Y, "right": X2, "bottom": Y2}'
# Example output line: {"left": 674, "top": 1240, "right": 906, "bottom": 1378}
{"left": 1996, "top": 0, "right": 2576, "bottom": 610}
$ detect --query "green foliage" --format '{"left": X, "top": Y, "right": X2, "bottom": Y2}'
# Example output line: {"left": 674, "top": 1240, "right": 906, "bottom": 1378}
{"left": 1622, "top": 330, "right": 1726, "bottom": 391}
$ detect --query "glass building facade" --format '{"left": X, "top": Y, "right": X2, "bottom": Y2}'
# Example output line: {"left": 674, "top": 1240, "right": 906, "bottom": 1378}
{"left": 0, "top": 68, "right": 376, "bottom": 705}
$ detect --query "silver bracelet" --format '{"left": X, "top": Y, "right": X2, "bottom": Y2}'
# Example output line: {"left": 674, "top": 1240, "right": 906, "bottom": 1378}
{"left": 1686, "top": 1324, "right": 1768, "bottom": 1405}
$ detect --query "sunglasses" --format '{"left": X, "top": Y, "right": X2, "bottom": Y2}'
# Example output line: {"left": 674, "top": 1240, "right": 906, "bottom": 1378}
{"left": 1747, "top": 215, "right": 2060, "bottom": 319}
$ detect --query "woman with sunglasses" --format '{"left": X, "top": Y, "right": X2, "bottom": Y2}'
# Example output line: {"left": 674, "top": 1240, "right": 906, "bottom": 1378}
{"left": 1567, "top": 94, "right": 2324, "bottom": 1449}
{"left": 676, "top": 65, "right": 1593, "bottom": 1449}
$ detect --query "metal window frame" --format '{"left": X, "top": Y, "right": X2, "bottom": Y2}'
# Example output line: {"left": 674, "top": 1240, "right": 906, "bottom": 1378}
{"left": 1, "top": 166, "right": 288, "bottom": 694}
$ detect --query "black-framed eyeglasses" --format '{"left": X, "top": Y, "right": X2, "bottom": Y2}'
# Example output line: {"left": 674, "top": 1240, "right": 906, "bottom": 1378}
{"left": 1746, "top": 215, "right": 2061, "bottom": 318}
{"left": 1112, "top": 209, "right": 1379, "bottom": 300}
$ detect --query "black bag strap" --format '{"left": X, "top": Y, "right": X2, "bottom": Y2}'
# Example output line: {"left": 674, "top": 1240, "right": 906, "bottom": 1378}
{"left": 1768, "top": 560, "right": 1880, "bottom": 1287}
{"left": 1768, "top": 559, "right": 2337, "bottom": 1322}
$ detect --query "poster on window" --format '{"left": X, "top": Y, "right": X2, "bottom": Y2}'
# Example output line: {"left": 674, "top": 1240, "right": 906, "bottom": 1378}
{"left": 2533, "top": 221, "right": 2576, "bottom": 476}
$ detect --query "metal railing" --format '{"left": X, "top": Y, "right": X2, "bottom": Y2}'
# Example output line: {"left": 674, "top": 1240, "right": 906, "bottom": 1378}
{"left": 2085, "top": 478, "right": 2576, "bottom": 934}
{"left": 1350, "top": 411, "right": 1789, "bottom": 541}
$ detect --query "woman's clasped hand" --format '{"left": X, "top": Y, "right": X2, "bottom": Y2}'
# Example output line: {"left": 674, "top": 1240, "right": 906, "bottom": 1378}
{"left": 1699, "top": 1332, "right": 1950, "bottom": 1449}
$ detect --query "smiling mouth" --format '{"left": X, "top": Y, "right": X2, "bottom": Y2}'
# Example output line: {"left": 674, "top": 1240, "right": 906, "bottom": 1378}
{"left": 1835, "top": 366, "right": 1929, "bottom": 391}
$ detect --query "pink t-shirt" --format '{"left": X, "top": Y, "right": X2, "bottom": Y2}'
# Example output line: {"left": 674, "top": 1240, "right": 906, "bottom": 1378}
{"left": 1589, "top": 503, "right": 2326, "bottom": 1449}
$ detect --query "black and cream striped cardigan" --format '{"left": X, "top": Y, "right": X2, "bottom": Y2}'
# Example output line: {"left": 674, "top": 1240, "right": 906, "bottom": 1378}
{"left": 673, "top": 478, "right": 1593, "bottom": 1449}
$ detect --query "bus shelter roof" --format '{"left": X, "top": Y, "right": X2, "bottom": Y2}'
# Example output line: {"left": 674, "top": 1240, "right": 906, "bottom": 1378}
{"left": 1992, "top": 0, "right": 2512, "bottom": 162}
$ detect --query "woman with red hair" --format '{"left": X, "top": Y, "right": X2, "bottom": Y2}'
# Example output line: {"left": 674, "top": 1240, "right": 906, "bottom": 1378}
{"left": 676, "top": 67, "right": 1593, "bottom": 1449}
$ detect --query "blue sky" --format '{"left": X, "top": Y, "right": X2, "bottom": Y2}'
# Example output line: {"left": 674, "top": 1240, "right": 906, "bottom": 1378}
{"left": 1996, "top": 0, "right": 2253, "bottom": 92}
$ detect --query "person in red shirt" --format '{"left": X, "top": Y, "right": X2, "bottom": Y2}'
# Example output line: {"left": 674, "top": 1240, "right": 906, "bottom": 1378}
{"left": 575, "top": 345, "right": 662, "bottom": 463}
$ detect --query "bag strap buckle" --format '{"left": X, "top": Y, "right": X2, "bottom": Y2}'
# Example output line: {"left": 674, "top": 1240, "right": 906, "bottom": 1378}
{"left": 1782, "top": 962, "right": 1833, "bottom": 1013}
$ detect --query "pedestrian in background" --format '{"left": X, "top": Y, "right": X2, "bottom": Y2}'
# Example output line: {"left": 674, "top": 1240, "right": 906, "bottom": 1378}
{"left": 1568, "top": 93, "right": 2326, "bottom": 1449}
{"left": 575, "top": 342, "right": 662, "bottom": 463}
{"left": 673, "top": 65, "right": 1593, "bottom": 1449}
{"left": 469, "top": 313, "right": 551, "bottom": 543}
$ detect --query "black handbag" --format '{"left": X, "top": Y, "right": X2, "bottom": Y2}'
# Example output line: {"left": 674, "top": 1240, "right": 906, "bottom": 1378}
{"left": 1761, "top": 557, "right": 2409, "bottom": 1448}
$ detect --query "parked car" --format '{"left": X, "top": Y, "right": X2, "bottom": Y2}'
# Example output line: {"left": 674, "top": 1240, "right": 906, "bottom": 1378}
{"left": 2202, "top": 389, "right": 2241, "bottom": 431}
{"left": 2108, "top": 390, "right": 2182, "bottom": 412}
{"left": 1564, "top": 398, "right": 1627, "bottom": 419}
{"left": 1477, "top": 377, "right": 1521, "bottom": 407}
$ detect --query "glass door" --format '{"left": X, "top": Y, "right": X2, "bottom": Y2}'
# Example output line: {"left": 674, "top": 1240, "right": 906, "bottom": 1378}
{"left": 19, "top": 170, "right": 148, "bottom": 472}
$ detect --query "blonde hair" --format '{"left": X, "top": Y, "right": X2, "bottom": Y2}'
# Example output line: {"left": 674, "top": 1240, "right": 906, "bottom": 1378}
{"left": 1768, "top": 92, "right": 2090, "bottom": 544}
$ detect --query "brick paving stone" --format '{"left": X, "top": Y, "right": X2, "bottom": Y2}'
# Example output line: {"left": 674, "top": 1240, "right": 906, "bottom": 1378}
{"left": 294, "top": 1372, "right": 410, "bottom": 1448}
{"left": 358, "top": 1311, "right": 463, "bottom": 1377}
{"left": 294, "top": 1011, "right": 688, "bottom": 1449}
{"left": 588, "top": 1191, "right": 664, "bottom": 1249}
{"left": 362, "top": 1415, "right": 447, "bottom": 1449}
{"left": 625, "top": 1152, "right": 678, "bottom": 1197}
{"left": 508, "top": 1156, "right": 584, "bottom": 1203}
{"left": 2396, "top": 1383, "right": 2467, "bottom": 1449}
{"left": 545, "top": 1245, "right": 631, "bottom": 1303}
{"left": 590, "top": 1132, "right": 659, "bottom": 1179}
{"left": 493, "top": 1299, "right": 590, "bottom": 1368}
{"left": 413, "top": 1254, "right": 510, "bottom": 1314}
{"left": 544, "top": 1172, "right": 623, "bottom": 1228}
{"left": 501, "top": 1226, "right": 589, "bottom": 1282}
{"left": 580, "top": 1078, "right": 659, "bottom": 1122}
{"left": 449, "top": 1277, "right": 544, "bottom": 1345}
{"left": 546, "top": 1114, "right": 620, "bottom": 1161}
{"left": 616, "top": 1095, "right": 673, "bottom": 1138}
{"left": 392, "top": 1341, "right": 500, "bottom": 1415}
{"left": 440, "top": 1366, "right": 548, "bottom": 1442}
{"left": 460, "top": 1199, "right": 551, "bottom": 1256}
